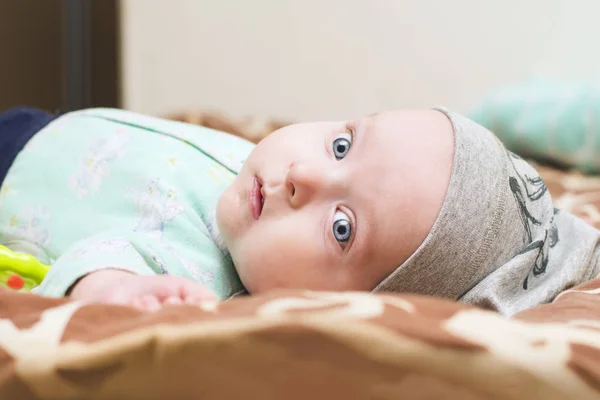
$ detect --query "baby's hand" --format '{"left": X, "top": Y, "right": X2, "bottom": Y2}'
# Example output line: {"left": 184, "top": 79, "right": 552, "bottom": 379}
{"left": 69, "top": 269, "right": 217, "bottom": 311}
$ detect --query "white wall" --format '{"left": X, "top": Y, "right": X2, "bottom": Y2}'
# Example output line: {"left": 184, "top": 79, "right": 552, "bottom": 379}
{"left": 120, "top": 0, "right": 600, "bottom": 121}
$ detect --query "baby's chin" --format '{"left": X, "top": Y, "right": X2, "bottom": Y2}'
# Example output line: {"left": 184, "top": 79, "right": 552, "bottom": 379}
{"left": 227, "top": 252, "right": 256, "bottom": 293}
{"left": 215, "top": 183, "right": 248, "bottom": 269}
{"left": 215, "top": 184, "right": 237, "bottom": 250}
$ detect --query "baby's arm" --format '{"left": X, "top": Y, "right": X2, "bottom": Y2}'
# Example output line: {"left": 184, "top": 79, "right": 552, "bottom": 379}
{"left": 69, "top": 269, "right": 216, "bottom": 310}
{"left": 33, "top": 231, "right": 216, "bottom": 309}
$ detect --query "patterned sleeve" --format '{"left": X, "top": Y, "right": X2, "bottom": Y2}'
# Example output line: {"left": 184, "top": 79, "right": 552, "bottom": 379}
{"left": 33, "top": 231, "right": 168, "bottom": 298}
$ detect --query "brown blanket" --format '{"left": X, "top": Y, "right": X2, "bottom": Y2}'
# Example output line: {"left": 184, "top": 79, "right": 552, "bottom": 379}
{"left": 2, "top": 279, "right": 600, "bottom": 399}
{"left": 1, "top": 114, "right": 600, "bottom": 399}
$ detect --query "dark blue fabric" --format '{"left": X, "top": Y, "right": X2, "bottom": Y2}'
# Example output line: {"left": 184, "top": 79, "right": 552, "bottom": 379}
{"left": 0, "top": 107, "right": 58, "bottom": 188}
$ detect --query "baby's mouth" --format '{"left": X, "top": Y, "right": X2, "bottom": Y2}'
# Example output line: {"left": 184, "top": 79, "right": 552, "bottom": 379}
{"left": 249, "top": 176, "right": 264, "bottom": 220}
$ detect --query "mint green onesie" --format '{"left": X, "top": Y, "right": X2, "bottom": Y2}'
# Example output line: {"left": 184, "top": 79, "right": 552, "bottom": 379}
{"left": 0, "top": 108, "right": 254, "bottom": 299}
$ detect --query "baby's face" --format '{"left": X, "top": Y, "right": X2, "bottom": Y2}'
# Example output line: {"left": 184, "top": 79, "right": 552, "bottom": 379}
{"left": 217, "top": 109, "right": 454, "bottom": 293}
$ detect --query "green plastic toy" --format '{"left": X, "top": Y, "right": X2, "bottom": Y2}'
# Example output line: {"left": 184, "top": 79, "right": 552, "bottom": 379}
{"left": 0, "top": 244, "right": 50, "bottom": 291}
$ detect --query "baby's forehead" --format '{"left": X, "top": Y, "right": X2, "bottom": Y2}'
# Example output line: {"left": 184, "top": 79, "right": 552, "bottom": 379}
{"left": 277, "top": 120, "right": 344, "bottom": 135}
{"left": 288, "top": 108, "right": 453, "bottom": 133}
{"left": 371, "top": 108, "right": 452, "bottom": 125}
{"left": 358, "top": 110, "right": 455, "bottom": 149}
{"left": 340, "top": 113, "right": 453, "bottom": 283}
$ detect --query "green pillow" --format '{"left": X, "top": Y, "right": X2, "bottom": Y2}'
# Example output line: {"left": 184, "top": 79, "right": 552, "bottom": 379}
{"left": 470, "top": 79, "right": 600, "bottom": 174}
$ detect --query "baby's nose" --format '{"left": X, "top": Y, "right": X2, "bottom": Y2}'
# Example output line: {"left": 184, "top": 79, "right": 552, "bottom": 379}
{"left": 285, "top": 160, "right": 344, "bottom": 206}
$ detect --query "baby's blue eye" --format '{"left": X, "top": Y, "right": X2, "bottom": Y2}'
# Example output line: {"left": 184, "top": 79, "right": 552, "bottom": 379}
{"left": 333, "top": 210, "right": 352, "bottom": 245}
{"left": 332, "top": 132, "right": 352, "bottom": 160}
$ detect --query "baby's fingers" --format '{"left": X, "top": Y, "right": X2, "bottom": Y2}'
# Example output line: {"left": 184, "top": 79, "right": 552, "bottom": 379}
{"left": 163, "top": 296, "right": 183, "bottom": 305}
{"left": 179, "top": 280, "right": 218, "bottom": 304}
{"left": 131, "top": 294, "right": 162, "bottom": 311}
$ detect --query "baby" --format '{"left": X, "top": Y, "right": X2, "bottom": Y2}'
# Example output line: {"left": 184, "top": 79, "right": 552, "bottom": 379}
{"left": 0, "top": 106, "right": 598, "bottom": 316}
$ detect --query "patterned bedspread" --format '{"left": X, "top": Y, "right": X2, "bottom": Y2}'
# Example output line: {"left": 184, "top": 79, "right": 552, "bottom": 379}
{"left": 1, "top": 113, "right": 600, "bottom": 399}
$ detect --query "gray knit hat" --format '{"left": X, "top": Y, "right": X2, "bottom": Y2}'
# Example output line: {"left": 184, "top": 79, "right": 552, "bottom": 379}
{"left": 373, "top": 107, "right": 600, "bottom": 315}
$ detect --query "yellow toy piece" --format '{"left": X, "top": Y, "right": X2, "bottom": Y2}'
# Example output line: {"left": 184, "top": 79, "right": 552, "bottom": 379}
{"left": 0, "top": 244, "right": 50, "bottom": 291}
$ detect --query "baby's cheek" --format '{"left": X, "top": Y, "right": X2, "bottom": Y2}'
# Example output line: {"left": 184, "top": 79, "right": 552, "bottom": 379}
{"left": 236, "top": 233, "right": 297, "bottom": 292}
{"left": 235, "top": 244, "right": 280, "bottom": 293}
{"left": 237, "top": 208, "right": 326, "bottom": 291}
{"left": 232, "top": 238, "right": 269, "bottom": 293}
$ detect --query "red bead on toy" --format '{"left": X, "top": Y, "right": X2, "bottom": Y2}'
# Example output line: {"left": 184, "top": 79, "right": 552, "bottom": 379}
{"left": 7, "top": 275, "right": 24, "bottom": 290}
